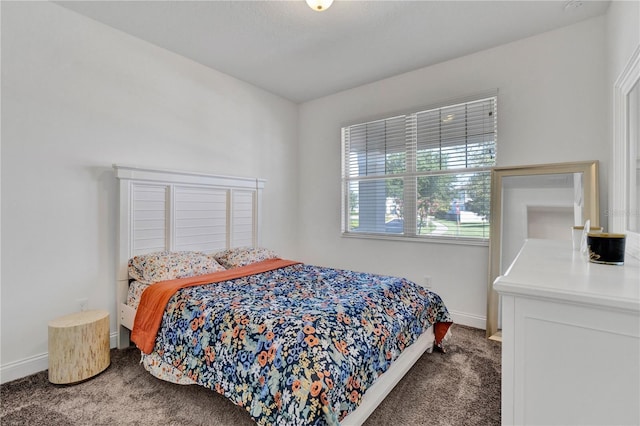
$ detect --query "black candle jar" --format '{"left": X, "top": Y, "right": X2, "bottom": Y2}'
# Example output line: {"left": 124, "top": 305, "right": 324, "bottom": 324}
{"left": 587, "top": 233, "right": 626, "bottom": 265}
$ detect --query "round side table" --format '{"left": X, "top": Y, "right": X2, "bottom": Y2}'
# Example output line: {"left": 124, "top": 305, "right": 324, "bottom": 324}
{"left": 48, "top": 309, "right": 110, "bottom": 384}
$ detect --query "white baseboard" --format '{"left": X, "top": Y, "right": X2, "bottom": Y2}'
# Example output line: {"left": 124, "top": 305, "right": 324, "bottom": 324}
{"left": 0, "top": 352, "right": 49, "bottom": 384}
{"left": 0, "top": 332, "right": 119, "bottom": 384}
{"left": 448, "top": 310, "right": 486, "bottom": 330}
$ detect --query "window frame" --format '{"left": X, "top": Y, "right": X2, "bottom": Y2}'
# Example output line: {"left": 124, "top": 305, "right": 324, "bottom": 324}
{"left": 341, "top": 92, "right": 497, "bottom": 246}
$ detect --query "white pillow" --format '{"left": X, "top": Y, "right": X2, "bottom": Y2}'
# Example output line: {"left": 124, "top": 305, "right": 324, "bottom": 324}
{"left": 128, "top": 251, "right": 225, "bottom": 284}
{"left": 213, "top": 247, "right": 278, "bottom": 269}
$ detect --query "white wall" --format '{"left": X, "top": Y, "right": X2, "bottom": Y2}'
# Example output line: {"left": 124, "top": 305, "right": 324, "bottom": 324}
{"left": 0, "top": 2, "right": 299, "bottom": 382}
{"left": 297, "top": 16, "right": 609, "bottom": 329}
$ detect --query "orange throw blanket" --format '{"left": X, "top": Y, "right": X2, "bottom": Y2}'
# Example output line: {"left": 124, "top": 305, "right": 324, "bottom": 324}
{"left": 131, "top": 258, "right": 300, "bottom": 354}
{"left": 434, "top": 322, "right": 451, "bottom": 349}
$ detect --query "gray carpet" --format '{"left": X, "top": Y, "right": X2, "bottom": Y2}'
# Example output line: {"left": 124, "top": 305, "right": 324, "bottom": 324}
{"left": 0, "top": 324, "right": 500, "bottom": 425}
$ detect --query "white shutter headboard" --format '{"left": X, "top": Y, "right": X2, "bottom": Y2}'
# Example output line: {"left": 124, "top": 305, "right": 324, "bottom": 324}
{"left": 114, "top": 164, "right": 265, "bottom": 347}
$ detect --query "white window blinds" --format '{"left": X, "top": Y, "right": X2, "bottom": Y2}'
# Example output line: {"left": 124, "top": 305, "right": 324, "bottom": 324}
{"left": 342, "top": 95, "right": 497, "bottom": 242}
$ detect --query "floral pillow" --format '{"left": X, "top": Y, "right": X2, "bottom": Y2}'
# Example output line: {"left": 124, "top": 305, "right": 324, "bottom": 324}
{"left": 128, "top": 251, "right": 226, "bottom": 284}
{"left": 213, "top": 247, "right": 278, "bottom": 269}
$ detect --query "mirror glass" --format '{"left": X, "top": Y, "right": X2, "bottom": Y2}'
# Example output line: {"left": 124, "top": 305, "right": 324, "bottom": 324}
{"left": 501, "top": 172, "right": 585, "bottom": 273}
{"left": 487, "top": 161, "right": 599, "bottom": 339}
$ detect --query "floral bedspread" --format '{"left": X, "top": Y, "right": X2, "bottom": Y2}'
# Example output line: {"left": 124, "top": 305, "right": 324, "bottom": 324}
{"left": 150, "top": 263, "right": 452, "bottom": 425}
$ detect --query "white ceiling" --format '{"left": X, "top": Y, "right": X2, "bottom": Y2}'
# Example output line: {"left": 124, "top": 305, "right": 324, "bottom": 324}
{"left": 56, "top": 0, "right": 611, "bottom": 103}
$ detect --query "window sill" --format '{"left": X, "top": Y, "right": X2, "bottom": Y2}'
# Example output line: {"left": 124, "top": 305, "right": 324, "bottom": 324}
{"left": 341, "top": 232, "right": 489, "bottom": 247}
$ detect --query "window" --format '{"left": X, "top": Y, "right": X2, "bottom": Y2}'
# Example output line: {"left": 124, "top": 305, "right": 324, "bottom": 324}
{"left": 342, "top": 95, "right": 497, "bottom": 243}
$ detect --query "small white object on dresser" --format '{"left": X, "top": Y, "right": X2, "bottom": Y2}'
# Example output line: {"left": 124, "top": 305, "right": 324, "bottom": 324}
{"left": 494, "top": 239, "right": 639, "bottom": 426}
{"left": 48, "top": 309, "right": 110, "bottom": 384}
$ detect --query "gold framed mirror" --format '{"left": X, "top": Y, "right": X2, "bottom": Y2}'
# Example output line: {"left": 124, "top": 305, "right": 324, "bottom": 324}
{"left": 487, "top": 161, "right": 600, "bottom": 339}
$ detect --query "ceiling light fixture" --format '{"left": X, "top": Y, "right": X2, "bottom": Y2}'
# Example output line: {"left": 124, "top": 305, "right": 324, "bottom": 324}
{"left": 306, "top": 0, "right": 333, "bottom": 12}
{"left": 564, "top": 0, "right": 584, "bottom": 11}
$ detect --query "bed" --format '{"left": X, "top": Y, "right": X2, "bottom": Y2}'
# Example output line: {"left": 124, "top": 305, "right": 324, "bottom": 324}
{"left": 114, "top": 165, "right": 452, "bottom": 426}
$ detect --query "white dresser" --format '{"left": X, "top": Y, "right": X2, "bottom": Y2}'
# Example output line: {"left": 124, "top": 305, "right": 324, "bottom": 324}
{"left": 494, "top": 239, "right": 640, "bottom": 426}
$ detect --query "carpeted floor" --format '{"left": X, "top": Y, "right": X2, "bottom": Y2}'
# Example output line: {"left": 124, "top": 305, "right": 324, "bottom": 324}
{"left": 0, "top": 324, "right": 501, "bottom": 425}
